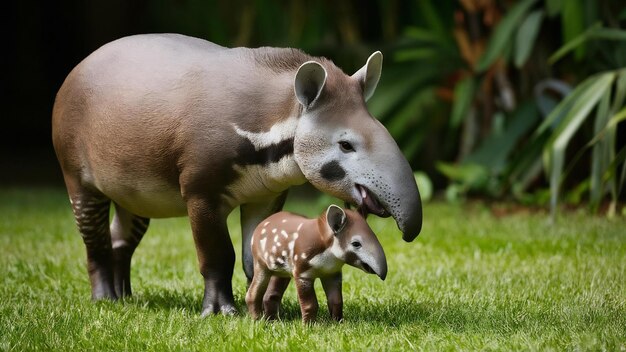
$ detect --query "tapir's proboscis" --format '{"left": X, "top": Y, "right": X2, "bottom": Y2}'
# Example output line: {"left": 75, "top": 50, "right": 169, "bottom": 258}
{"left": 246, "top": 205, "right": 387, "bottom": 323}
{"left": 52, "top": 34, "right": 422, "bottom": 316}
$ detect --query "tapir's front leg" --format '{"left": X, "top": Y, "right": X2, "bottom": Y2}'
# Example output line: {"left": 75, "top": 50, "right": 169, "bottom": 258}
{"left": 321, "top": 273, "right": 343, "bottom": 321}
{"left": 295, "top": 277, "right": 318, "bottom": 323}
{"left": 187, "top": 197, "right": 237, "bottom": 316}
{"left": 240, "top": 192, "right": 288, "bottom": 282}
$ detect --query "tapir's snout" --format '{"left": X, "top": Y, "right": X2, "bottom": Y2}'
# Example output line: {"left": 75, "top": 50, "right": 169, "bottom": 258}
{"left": 354, "top": 241, "right": 387, "bottom": 281}
{"left": 398, "top": 192, "right": 422, "bottom": 242}
{"left": 354, "top": 131, "right": 423, "bottom": 242}
{"left": 398, "top": 181, "right": 422, "bottom": 242}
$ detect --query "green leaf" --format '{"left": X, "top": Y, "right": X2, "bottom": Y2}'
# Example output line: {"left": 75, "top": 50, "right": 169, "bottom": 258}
{"left": 394, "top": 48, "right": 440, "bottom": 62}
{"left": 543, "top": 72, "right": 615, "bottom": 218}
{"left": 545, "top": 0, "right": 563, "bottom": 17}
{"left": 437, "top": 162, "right": 489, "bottom": 189}
{"left": 450, "top": 76, "right": 476, "bottom": 128}
{"left": 535, "top": 77, "right": 596, "bottom": 135}
{"left": 593, "top": 28, "right": 626, "bottom": 41}
{"left": 416, "top": 0, "right": 447, "bottom": 40}
{"left": 548, "top": 24, "right": 626, "bottom": 64}
{"left": 589, "top": 85, "right": 612, "bottom": 209}
{"left": 561, "top": 0, "right": 585, "bottom": 60}
{"left": 548, "top": 23, "right": 600, "bottom": 64}
{"left": 514, "top": 10, "right": 544, "bottom": 68}
{"left": 619, "top": 147, "right": 626, "bottom": 199}
{"left": 547, "top": 72, "right": 615, "bottom": 162}
{"left": 414, "top": 171, "right": 433, "bottom": 202}
{"left": 610, "top": 69, "right": 626, "bottom": 116}
{"left": 466, "top": 102, "right": 540, "bottom": 173}
{"left": 367, "top": 65, "right": 439, "bottom": 118}
{"left": 602, "top": 145, "right": 626, "bottom": 199}
{"left": 387, "top": 89, "right": 433, "bottom": 138}
{"left": 404, "top": 27, "right": 442, "bottom": 43}
{"left": 608, "top": 107, "right": 626, "bottom": 130}
{"left": 476, "top": 0, "right": 539, "bottom": 72}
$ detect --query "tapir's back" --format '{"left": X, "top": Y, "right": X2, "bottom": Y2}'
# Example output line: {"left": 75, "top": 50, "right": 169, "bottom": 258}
{"left": 52, "top": 34, "right": 307, "bottom": 217}
{"left": 53, "top": 33, "right": 237, "bottom": 161}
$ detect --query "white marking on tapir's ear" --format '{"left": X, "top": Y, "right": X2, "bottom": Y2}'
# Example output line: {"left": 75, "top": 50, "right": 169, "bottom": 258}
{"left": 295, "top": 61, "right": 327, "bottom": 108}
{"left": 352, "top": 51, "right": 383, "bottom": 102}
{"left": 326, "top": 204, "right": 347, "bottom": 235}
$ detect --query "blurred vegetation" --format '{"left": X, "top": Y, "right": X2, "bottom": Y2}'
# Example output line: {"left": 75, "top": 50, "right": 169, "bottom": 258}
{"left": 9, "top": 0, "right": 626, "bottom": 215}
{"left": 140, "top": 0, "right": 626, "bottom": 216}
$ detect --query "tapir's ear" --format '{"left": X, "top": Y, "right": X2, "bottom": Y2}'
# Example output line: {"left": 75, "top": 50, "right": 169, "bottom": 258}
{"left": 294, "top": 61, "right": 327, "bottom": 108}
{"left": 326, "top": 204, "right": 347, "bottom": 235}
{"left": 352, "top": 51, "right": 383, "bottom": 102}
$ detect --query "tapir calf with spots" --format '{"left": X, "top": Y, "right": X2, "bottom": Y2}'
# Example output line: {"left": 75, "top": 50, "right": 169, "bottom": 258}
{"left": 246, "top": 205, "right": 387, "bottom": 323}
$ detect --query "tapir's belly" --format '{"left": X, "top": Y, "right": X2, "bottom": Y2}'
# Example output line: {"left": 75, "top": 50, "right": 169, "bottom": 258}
{"left": 90, "top": 168, "right": 188, "bottom": 219}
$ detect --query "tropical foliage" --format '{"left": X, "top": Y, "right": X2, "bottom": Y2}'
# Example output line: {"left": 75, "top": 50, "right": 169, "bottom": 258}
{"left": 372, "top": 0, "right": 626, "bottom": 216}
{"left": 80, "top": 0, "right": 626, "bottom": 214}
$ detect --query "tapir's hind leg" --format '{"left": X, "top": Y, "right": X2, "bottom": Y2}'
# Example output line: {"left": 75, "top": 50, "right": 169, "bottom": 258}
{"left": 66, "top": 182, "right": 116, "bottom": 300}
{"left": 110, "top": 203, "right": 150, "bottom": 297}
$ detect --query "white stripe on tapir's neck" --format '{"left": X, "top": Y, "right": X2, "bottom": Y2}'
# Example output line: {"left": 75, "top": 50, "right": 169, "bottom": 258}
{"left": 233, "top": 117, "right": 299, "bottom": 149}
{"left": 226, "top": 116, "right": 305, "bottom": 206}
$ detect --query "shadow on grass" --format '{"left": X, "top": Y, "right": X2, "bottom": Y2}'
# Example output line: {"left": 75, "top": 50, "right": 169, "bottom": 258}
{"left": 128, "top": 288, "right": 203, "bottom": 314}
{"left": 126, "top": 288, "right": 518, "bottom": 333}
{"left": 130, "top": 288, "right": 303, "bottom": 319}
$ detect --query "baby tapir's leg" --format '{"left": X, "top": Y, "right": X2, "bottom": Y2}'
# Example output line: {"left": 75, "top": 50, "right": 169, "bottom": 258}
{"left": 245, "top": 262, "right": 272, "bottom": 320}
{"left": 263, "top": 276, "right": 291, "bottom": 319}
{"left": 321, "top": 273, "right": 343, "bottom": 321}
{"left": 295, "top": 277, "right": 318, "bottom": 323}
{"left": 110, "top": 203, "right": 150, "bottom": 297}
{"left": 66, "top": 180, "right": 116, "bottom": 300}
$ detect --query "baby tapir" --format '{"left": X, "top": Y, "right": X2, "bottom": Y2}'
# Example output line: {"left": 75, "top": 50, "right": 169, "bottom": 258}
{"left": 246, "top": 204, "right": 387, "bottom": 323}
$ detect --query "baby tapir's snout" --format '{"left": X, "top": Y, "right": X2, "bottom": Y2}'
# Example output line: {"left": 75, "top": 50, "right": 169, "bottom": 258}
{"left": 325, "top": 205, "right": 387, "bottom": 281}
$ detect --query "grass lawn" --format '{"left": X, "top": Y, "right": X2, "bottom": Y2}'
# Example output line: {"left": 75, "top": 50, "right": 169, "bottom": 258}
{"left": 0, "top": 187, "right": 624, "bottom": 351}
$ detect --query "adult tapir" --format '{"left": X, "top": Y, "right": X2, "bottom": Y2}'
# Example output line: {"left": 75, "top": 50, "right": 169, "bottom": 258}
{"left": 52, "top": 33, "right": 422, "bottom": 316}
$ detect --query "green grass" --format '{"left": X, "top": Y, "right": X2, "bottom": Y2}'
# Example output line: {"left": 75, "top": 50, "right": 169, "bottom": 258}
{"left": 0, "top": 188, "right": 624, "bottom": 351}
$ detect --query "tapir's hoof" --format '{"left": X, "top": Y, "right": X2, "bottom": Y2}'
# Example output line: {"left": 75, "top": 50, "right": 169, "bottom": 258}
{"left": 91, "top": 287, "right": 118, "bottom": 301}
{"left": 200, "top": 304, "right": 238, "bottom": 317}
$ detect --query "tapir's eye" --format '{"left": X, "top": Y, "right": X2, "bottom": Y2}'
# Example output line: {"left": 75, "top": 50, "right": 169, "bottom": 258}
{"left": 351, "top": 240, "right": 362, "bottom": 249}
{"left": 339, "top": 141, "right": 355, "bottom": 152}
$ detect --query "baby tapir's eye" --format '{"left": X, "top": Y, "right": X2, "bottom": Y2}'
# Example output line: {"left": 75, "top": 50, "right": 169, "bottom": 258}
{"left": 339, "top": 141, "right": 355, "bottom": 152}
{"left": 351, "top": 240, "right": 362, "bottom": 249}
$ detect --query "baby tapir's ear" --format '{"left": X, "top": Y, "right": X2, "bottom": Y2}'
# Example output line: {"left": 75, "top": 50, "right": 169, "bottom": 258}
{"left": 326, "top": 204, "right": 347, "bottom": 235}
{"left": 295, "top": 61, "right": 327, "bottom": 108}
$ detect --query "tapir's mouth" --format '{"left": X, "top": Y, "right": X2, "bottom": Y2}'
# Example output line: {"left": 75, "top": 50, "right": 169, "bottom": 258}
{"left": 361, "top": 262, "right": 375, "bottom": 275}
{"left": 360, "top": 262, "right": 387, "bottom": 280}
{"left": 355, "top": 184, "right": 391, "bottom": 218}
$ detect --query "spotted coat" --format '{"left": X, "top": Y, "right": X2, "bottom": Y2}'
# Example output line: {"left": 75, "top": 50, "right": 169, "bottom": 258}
{"left": 246, "top": 205, "right": 387, "bottom": 323}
